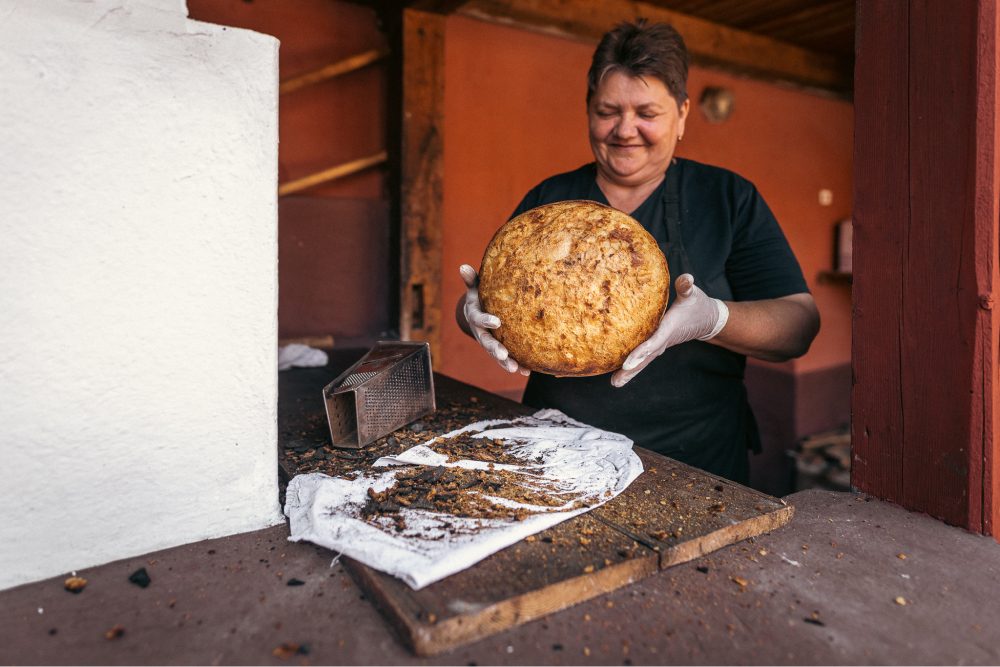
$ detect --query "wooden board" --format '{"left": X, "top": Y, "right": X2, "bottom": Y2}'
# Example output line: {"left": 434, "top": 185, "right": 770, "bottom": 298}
{"left": 591, "top": 451, "right": 793, "bottom": 569}
{"left": 344, "top": 449, "right": 793, "bottom": 656}
{"left": 344, "top": 512, "right": 657, "bottom": 657}
{"left": 279, "top": 368, "right": 795, "bottom": 655}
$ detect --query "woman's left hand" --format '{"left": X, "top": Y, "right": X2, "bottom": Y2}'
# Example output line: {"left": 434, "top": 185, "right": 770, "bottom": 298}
{"left": 611, "top": 273, "right": 728, "bottom": 387}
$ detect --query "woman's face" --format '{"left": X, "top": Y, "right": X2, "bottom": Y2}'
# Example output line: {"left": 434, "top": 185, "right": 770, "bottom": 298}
{"left": 588, "top": 70, "right": 689, "bottom": 187}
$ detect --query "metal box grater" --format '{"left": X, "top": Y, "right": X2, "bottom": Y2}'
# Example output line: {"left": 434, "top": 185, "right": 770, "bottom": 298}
{"left": 322, "top": 341, "right": 436, "bottom": 449}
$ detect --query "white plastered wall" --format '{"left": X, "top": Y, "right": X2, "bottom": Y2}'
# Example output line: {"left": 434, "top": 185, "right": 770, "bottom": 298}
{"left": 0, "top": 0, "right": 284, "bottom": 591}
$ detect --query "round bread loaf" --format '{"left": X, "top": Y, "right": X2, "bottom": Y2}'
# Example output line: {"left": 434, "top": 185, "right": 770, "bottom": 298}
{"left": 479, "top": 200, "right": 669, "bottom": 377}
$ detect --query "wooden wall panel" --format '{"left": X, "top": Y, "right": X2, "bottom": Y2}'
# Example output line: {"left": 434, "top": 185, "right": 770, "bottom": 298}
{"left": 902, "top": 1, "right": 980, "bottom": 526}
{"left": 854, "top": 0, "right": 999, "bottom": 535}
{"left": 277, "top": 197, "right": 390, "bottom": 344}
{"left": 400, "top": 9, "right": 445, "bottom": 363}
{"left": 851, "top": 0, "right": 908, "bottom": 505}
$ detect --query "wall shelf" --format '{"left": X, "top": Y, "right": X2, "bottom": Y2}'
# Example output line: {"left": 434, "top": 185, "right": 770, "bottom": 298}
{"left": 817, "top": 270, "right": 853, "bottom": 285}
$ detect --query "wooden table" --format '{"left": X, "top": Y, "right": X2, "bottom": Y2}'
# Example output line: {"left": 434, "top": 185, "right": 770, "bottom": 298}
{"left": 280, "top": 351, "right": 793, "bottom": 655}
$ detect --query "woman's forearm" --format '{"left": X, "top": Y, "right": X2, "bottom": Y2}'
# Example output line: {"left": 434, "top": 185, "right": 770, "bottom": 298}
{"left": 708, "top": 293, "right": 820, "bottom": 362}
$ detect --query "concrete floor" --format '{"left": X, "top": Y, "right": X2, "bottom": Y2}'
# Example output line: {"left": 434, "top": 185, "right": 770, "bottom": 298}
{"left": 2, "top": 488, "right": 999, "bottom": 665}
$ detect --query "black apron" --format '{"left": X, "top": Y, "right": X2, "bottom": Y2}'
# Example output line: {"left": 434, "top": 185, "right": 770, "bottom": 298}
{"left": 521, "top": 162, "right": 758, "bottom": 483}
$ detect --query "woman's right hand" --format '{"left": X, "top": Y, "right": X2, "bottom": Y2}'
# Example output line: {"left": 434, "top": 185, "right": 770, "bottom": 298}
{"left": 459, "top": 264, "right": 530, "bottom": 375}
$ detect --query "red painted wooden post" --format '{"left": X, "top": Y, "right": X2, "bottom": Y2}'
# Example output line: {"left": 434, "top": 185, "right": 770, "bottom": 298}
{"left": 852, "top": 0, "right": 908, "bottom": 507}
{"left": 853, "top": 0, "right": 999, "bottom": 536}
{"left": 976, "top": 0, "right": 1000, "bottom": 537}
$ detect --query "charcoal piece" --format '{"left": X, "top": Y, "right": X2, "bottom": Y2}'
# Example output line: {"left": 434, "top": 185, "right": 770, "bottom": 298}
{"left": 415, "top": 466, "right": 447, "bottom": 483}
{"left": 410, "top": 499, "right": 437, "bottom": 510}
{"left": 286, "top": 578, "right": 305, "bottom": 586}
{"left": 128, "top": 567, "right": 151, "bottom": 588}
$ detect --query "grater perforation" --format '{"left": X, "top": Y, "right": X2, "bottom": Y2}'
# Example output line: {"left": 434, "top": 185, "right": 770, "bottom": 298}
{"left": 339, "top": 371, "right": 377, "bottom": 388}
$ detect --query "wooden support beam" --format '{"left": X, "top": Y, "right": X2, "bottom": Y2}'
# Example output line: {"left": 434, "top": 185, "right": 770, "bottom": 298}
{"left": 456, "top": 0, "right": 852, "bottom": 95}
{"left": 399, "top": 9, "right": 445, "bottom": 363}
{"left": 279, "top": 48, "right": 390, "bottom": 95}
{"left": 853, "top": 0, "right": 999, "bottom": 536}
{"left": 277, "top": 151, "right": 387, "bottom": 197}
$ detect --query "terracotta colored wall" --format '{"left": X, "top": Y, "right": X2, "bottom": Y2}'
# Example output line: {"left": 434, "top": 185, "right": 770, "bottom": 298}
{"left": 187, "top": 0, "right": 392, "bottom": 342}
{"left": 188, "top": 0, "right": 387, "bottom": 199}
{"left": 441, "top": 15, "right": 853, "bottom": 397}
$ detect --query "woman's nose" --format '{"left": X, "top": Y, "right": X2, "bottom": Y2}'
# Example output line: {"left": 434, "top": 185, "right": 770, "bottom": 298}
{"left": 614, "top": 114, "right": 638, "bottom": 138}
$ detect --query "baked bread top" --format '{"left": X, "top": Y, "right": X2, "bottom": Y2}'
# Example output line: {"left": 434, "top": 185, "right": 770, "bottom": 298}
{"left": 479, "top": 200, "right": 669, "bottom": 377}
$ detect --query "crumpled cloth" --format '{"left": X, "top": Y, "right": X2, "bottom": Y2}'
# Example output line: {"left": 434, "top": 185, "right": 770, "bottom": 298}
{"left": 284, "top": 409, "right": 643, "bottom": 589}
{"left": 278, "top": 344, "right": 329, "bottom": 371}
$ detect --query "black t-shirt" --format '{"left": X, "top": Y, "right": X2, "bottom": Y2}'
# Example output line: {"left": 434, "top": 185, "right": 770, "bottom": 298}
{"left": 510, "top": 159, "right": 808, "bottom": 483}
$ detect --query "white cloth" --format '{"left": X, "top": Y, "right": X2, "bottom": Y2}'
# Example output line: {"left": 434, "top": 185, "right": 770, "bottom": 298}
{"left": 278, "top": 343, "right": 328, "bottom": 371}
{"left": 284, "top": 409, "right": 643, "bottom": 589}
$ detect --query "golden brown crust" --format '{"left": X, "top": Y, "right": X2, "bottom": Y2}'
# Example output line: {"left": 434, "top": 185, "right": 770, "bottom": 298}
{"left": 479, "top": 200, "right": 669, "bottom": 377}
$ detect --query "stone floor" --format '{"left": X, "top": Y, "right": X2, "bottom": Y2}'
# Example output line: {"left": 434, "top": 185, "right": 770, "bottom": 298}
{"left": 2, "top": 488, "right": 999, "bottom": 665}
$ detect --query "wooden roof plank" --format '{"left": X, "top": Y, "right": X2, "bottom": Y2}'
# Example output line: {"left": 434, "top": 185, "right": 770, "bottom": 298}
{"left": 457, "top": 0, "right": 852, "bottom": 94}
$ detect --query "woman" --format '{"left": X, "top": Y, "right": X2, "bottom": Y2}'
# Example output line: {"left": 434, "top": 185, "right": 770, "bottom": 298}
{"left": 457, "top": 20, "right": 820, "bottom": 483}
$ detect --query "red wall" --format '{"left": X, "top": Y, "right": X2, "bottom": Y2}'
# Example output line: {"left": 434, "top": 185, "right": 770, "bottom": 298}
{"left": 189, "top": 0, "right": 387, "bottom": 199}
{"left": 440, "top": 15, "right": 853, "bottom": 397}
{"left": 187, "top": 0, "right": 392, "bottom": 342}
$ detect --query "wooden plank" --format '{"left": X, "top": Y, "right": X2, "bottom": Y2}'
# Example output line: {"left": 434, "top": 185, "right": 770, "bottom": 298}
{"left": 280, "top": 370, "right": 797, "bottom": 651}
{"left": 278, "top": 151, "right": 388, "bottom": 197}
{"left": 456, "top": 0, "right": 852, "bottom": 95}
{"left": 280, "top": 368, "right": 800, "bottom": 650}
{"left": 591, "top": 450, "right": 793, "bottom": 569}
{"left": 278, "top": 334, "right": 335, "bottom": 349}
{"left": 902, "top": 0, "right": 979, "bottom": 526}
{"left": 851, "top": 0, "right": 907, "bottom": 505}
{"left": 400, "top": 9, "right": 445, "bottom": 365}
{"left": 345, "top": 446, "right": 793, "bottom": 656}
{"left": 279, "top": 48, "right": 389, "bottom": 95}
{"left": 343, "top": 512, "right": 657, "bottom": 657}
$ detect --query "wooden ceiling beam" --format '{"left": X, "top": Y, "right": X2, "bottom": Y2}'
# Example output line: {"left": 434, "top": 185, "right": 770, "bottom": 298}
{"left": 456, "top": 0, "right": 852, "bottom": 95}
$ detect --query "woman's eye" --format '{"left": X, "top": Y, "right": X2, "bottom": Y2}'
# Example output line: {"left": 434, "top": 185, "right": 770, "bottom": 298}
{"left": 640, "top": 113, "right": 659, "bottom": 120}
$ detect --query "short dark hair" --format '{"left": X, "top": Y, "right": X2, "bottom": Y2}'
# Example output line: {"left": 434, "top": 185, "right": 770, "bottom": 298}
{"left": 587, "top": 19, "right": 689, "bottom": 108}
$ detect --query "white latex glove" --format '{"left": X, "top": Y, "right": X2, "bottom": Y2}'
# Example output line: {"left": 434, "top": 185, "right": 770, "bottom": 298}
{"left": 611, "top": 273, "right": 729, "bottom": 388}
{"left": 459, "top": 264, "right": 530, "bottom": 376}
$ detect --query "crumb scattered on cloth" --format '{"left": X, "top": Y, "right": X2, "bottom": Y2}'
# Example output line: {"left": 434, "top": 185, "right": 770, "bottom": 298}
{"left": 283, "top": 409, "right": 643, "bottom": 589}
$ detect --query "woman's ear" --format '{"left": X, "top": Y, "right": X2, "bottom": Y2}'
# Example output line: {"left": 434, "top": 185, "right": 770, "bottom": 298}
{"left": 677, "top": 98, "right": 691, "bottom": 140}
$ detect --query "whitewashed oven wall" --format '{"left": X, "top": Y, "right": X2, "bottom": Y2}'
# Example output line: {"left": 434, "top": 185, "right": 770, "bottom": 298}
{"left": 0, "top": 0, "right": 283, "bottom": 590}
